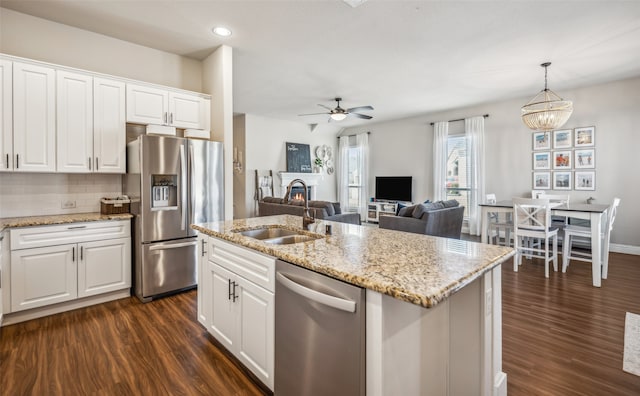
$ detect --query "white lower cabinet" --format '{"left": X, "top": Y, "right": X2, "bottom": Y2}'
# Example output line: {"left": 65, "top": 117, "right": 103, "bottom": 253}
{"left": 10, "top": 243, "right": 77, "bottom": 312}
{"left": 4, "top": 220, "right": 131, "bottom": 322}
{"left": 201, "top": 237, "right": 275, "bottom": 391}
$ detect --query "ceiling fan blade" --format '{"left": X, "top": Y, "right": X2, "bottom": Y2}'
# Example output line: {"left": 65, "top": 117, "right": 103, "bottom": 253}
{"left": 317, "top": 104, "right": 333, "bottom": 111}
{"left": 347, "top": 105, "right": 373, "bottom": 112}
{"left": 298, "top": 112, "right": 329, "bottom": 116}
{"left": 350, "top": 113, "right": 373, "bottom": 119}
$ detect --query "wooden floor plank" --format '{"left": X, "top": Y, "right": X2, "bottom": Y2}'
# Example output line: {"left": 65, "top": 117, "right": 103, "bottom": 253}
{"left": 1, "top": 250, "right": 639, "bottom": 394}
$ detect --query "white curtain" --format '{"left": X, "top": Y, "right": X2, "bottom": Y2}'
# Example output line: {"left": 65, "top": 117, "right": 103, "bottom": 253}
{"left": 337, "top": 136, "right": 350, "bottom": 210}
{"left": 432, "top": 122, "right": 449, "bottom": 202}
{"left": 356, "top": 133, "right": 370, "bottom": 221}
{"left": 465, "top": 116, "right": 485, "bottom": 236}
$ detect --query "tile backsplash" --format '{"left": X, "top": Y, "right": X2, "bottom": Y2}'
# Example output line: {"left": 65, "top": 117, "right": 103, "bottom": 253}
{"left": 0, "top": 173, "right": 122, "bottom": 218}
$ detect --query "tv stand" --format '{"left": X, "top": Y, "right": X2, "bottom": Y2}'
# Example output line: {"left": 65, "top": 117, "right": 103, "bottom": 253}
{"left": 367, "top": 202, "right": 398, "bottom": 223}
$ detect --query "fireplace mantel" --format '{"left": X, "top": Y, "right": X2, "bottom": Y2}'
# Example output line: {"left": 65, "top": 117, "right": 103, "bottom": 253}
{"left": 278, "top": 172, "right": 324, "bottom": 187}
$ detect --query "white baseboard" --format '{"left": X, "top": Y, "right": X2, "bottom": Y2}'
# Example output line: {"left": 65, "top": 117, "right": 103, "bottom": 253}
{"left": 610, "top": 243, "right": 640, "bottom": 256}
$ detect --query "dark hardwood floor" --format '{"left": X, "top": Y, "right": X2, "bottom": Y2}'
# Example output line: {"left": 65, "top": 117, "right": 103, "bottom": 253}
{"left": 1, "top": 251, "right": 639, "bottom": 395}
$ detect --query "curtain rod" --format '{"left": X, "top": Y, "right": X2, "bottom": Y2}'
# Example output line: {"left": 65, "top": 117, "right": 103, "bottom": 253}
{"left": 337, "top": 131, "right": 371, "bottom": 139}
{"left": 429, "top": 114, "right": 489, "bottom": 126}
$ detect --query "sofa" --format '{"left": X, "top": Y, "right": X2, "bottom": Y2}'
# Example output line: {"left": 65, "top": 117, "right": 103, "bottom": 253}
{"left": 378, "top": 199, "right": 464, "bottom": 239}
{"left": 258, "top": 197, "right": 361, "bottom": 225}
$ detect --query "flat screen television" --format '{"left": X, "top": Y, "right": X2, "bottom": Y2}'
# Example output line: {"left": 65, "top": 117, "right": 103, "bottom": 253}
{"left": 375, "top": 176, "right": 412, "bottom": 202}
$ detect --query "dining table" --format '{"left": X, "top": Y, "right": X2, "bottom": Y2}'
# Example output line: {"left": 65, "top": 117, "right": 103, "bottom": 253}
{"left": 479, "top": 200, "right": 610, "bottom": 287}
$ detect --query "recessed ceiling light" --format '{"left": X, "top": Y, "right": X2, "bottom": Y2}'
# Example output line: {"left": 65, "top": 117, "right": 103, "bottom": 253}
{"left": 212, "top": 26, "right": 232, "bottom": 37}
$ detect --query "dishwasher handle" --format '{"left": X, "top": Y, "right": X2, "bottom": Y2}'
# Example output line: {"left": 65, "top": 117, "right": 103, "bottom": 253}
{"left": 276, "top": 272, "right": 356, "bottom": 313}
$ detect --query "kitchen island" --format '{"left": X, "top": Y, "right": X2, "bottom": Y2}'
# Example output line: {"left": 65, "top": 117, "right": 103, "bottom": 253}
{"left": 193, "top": 214, "right": 515, "bottom": 395}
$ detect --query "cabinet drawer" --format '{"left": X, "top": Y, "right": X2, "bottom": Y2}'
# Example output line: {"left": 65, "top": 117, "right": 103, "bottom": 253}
{"left": 10, "top": 220, "right": 131, "bottom": 250}
{"left": 210, "top": 238, "right": 275, "bottom": 292}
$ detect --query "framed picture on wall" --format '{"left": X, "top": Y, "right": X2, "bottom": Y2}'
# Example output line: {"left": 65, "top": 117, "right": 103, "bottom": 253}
{"left": 553, "top": 150, "right": 572, "bottom": 169}
{"left": 575, "top": 171, "right": 596, "bottom": 191}
{"left": 553, "top": 129, "right": 572, "bottom": 149}
{"left": 575, "top": 149, "right": 595, "bottom": 169}
{"left": 533, "top": 152, "right": 551, "bottom": 170}
{"left": 575, "top": 126, "right": 595, "bottom": 147}
{"left": 533, "top": 172, "right": 551, "bottom": 190}
{"left": 553, "top": 171, "right": 572, "bottom": 190}
{"left": 533, "top": 131, "right": 551, "bottom": 150}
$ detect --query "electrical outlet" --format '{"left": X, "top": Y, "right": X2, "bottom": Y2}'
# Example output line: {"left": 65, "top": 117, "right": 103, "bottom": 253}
{"left": 61, "top": 200, "right": 76, "bottom": 209}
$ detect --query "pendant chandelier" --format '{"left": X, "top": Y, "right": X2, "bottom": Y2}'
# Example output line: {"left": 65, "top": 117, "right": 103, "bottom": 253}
{"left": 521, "top": 62, "right": 573, "bottom": 131}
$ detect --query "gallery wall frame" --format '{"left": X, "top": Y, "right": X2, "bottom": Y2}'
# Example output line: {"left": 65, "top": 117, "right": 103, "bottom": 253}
{"left": 533, "top": 171, "right": 551, "bottom": 190}
{"left": 553, "top": 150, "right": 572, "bottom": 169}
{"left": 575, "top": 126, "right": 595, "bottom": 147}
{"left": 553, "top": 171, "right": 572, "bottom": 190}
{"left": 553, "top": 129, "right": 572, "bottom": 149}
{"left": 533, "top": 151, "right": 551, "bottom": 170}
{"left": 575, "top": 171, "right": 596, "bottom": 191}
{"left": 575, "top": 148, "right": 595, "bottom": 169}
{"left": 533, "top": 131, "right": 551, "bottom": 150}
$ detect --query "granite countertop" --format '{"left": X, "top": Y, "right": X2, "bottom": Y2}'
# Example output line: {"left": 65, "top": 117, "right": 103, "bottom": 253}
{"left": 192, "top": 214, "right": 515, "bottom": 309}
{"left": 0, "top": 212, "right": 133, "bottom": 233}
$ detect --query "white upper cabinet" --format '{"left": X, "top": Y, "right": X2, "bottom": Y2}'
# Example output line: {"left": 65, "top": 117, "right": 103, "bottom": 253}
{"left": 56, "top": 70, "right": 94, "bottom": 173}
{"left": 12, "top": 62, "right": 56, "bottom": 172}
{"left": 126, "top": 83, "right": 209, "bottom": 130}
{"left": 126, "top": 84, "right": 169, "bottom": 125}
{"left": 94, "top": 77, "right": 126, "bottom": 173}
{"left": 0, "top": 60, "right": 12, "bottom": 172}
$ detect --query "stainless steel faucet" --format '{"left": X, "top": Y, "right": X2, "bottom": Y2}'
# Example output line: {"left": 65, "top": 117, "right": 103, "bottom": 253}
{"left": 283, "top": 178, "right": 315, "bottom": 229}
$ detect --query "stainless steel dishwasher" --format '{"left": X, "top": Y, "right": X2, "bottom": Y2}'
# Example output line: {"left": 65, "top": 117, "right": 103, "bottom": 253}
{"left": 275, "top": 259, "right": 366, "bottom": 396}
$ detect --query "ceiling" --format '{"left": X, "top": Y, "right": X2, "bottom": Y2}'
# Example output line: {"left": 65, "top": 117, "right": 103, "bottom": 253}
{"left": 3, "top": 1, "right": 640, "bottom": 129}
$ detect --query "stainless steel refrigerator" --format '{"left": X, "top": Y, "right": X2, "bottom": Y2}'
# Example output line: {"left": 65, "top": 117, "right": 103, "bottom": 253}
{"left": 124, "top": 134, "right": 224, "bottom": 302}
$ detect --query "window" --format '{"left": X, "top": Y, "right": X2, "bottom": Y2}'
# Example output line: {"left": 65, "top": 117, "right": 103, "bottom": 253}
{"left": 346, "top": 146, "right": 362, "bottom": 212}
{"left": 446, "top": 135, "right": 471, "bottom": 218}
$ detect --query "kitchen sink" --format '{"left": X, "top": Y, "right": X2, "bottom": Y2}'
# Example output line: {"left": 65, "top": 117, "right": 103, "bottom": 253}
{"left": 234, "top": 226, "right": 321, "bottom": 245}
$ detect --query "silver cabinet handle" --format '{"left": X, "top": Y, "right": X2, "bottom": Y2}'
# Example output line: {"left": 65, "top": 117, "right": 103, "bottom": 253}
{"left": 80, "top": 246, "right": 83, "bottom": 260}
{"left": 72, "top": 246, "right": 75, "bottom": 262}
{"left": 16, "top": 154, "right": 19, "bottom": 169}
{"left": 164, "top": 112, "right": 168, "bottom": 124}
{"left": 276, "top": 272, "right": 356, "bottom": 313}
{"left": 67, "top": 225, "right": 87, "bottom": 230}
{"left": 5, "top": 154, "right": 8, "bottom": 169}
{"left": 170, "top": 113, "right": 173, "bottom": 124}
{"left": 201, "top": 238, "right": 207, "bottom": 256}
{"left": 179, "top": 144, "right": 187, "bottom": 231}
{"left": 88, "top": 157, "right": 92, "bottom": 170}
{"left": 95, "top": 157, "right": 99, "bottom": 171}
{"left": 228, "top": 279, "right": 233, "bottom": 300}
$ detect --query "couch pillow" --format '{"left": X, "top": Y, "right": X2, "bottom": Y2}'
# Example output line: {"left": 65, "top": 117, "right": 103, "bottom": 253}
{"left": 442, "top": 199, "right": 459, "bottom": 208}
{"left": 398, "top": 204, "right": 416, "bottom": 217}
{"left": 332, "top": 202, "right": 342, "bottom": 214}
{"left": 309, "top": 200, "right": 335, "bottom": 216}
{"left": 412, "top": 203, "right": 433, "bottom": 218}
{"left": 396, "top": 202, "right": 407, "bottom": 215}
{"left": 263, "top": 197, "right": 284, "bottom": 204}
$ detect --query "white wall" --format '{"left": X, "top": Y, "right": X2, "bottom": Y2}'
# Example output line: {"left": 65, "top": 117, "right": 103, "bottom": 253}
{"left": 0, "top": 8, "right": 202, "bottom": 91}
{"left": 344, "top": 77, "right": 640, "bottom": 248}
{"left": 234, "top": 114, "right": 338, "bottom": 219}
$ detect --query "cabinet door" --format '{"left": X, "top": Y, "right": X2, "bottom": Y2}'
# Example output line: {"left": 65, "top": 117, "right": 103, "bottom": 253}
{"left": 237, "top": 276, "right": 275, "bottom": 390}
{"left": 169, "top": 92, "right": 204, "bottom": 129}
{"left": 0, "top": 59, "right": 12, "bottom": 172}
{"left": 57, "top": 70, "right": 93, "bottom": 173}
{"left": 126, "top": 84, "right": 168, "bottom": 125}
{"left": 94, "top": 78, "right": 126, "bottom": 173}
{"left": 10, "top": 244, "right": 77, "bottom": 312}
{"left": 78, "top": 237, "right": 131, "bottom": 298}
{"left": 197, "top": 234, "right": 210, "bottom": 328}
{"left": 209, "top": 262, "right": 237, "bottom": 351}
{"left": 13, "top": 62, "right": 56, "bottom": 172}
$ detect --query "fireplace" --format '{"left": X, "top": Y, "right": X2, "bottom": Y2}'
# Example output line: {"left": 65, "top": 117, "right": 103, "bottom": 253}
{"left": 289, "top": 186, "right": 311, "bottom": 201}
{"left": 278, "top": 172, "right": 323, "bottom": 201}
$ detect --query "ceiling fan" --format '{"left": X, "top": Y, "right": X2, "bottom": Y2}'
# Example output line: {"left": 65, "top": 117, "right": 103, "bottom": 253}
{"left": 299, "top": 97, "right": 373, "bottom": 122}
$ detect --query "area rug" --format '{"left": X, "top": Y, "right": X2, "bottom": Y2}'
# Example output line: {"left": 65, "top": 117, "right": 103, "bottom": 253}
{"left": 624, "top": 312, "right": 640, "bottom": 376}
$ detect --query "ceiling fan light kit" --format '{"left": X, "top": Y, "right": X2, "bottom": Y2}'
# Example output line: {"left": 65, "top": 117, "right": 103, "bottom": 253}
{"left": 299, "top": 97, "right": 374, "bottom": 122}
{"left": 521, "top": 62, "right": 573, "bottom": 131}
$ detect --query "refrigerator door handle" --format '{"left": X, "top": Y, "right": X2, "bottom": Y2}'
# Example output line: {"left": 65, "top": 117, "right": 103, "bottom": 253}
{"left": 276, "top": 272, "right": 356, "bottom": 313}
{"left": 179, "top": 144, "right": 187, "bottom": 230}
{"left": 149, "top": 241, "right": 198, "bottom": 251}
{"left": 189, "top": 143, "right": 195, "bottom": 226}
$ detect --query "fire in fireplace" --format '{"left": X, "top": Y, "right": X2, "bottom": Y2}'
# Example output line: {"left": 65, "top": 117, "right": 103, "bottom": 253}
{"left": 289, "top": 186, "right": 311, "bottom": 201}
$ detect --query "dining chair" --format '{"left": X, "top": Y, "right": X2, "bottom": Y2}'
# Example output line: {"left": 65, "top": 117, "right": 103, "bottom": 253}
{"left": 486, "top": 193, "right": 513, "bottom": 247}
{"left": 512, "top": 197, "right": 559, "bottom": 278}
{"left": 562, "top": 197, "right": 620, "bottom": 280}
